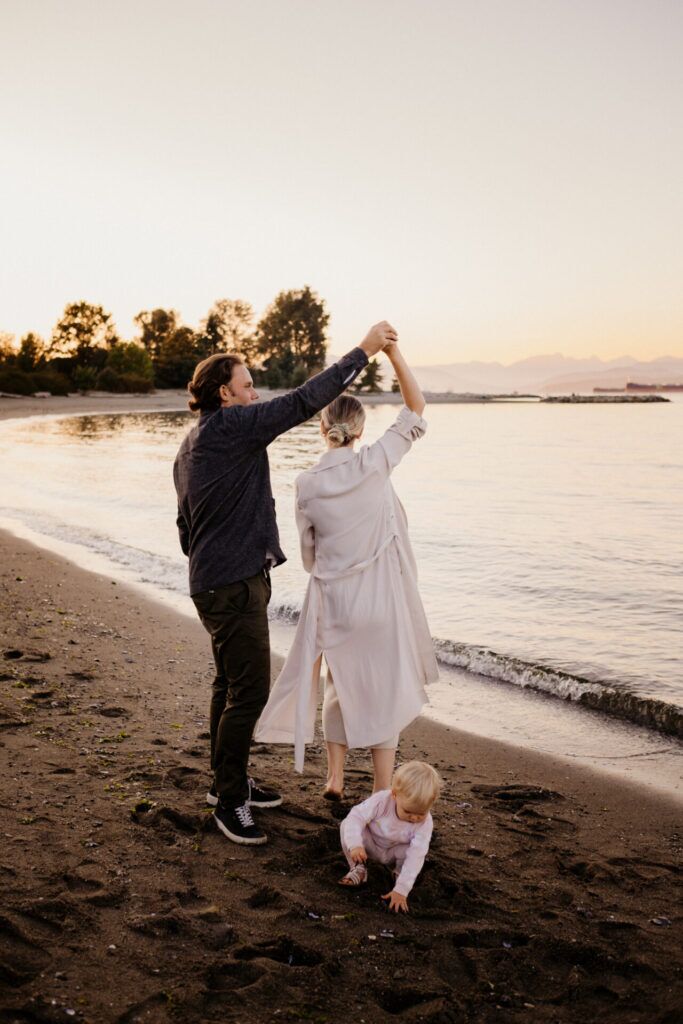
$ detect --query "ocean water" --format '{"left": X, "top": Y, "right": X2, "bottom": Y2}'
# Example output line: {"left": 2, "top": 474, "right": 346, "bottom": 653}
{"left": 1, "top": 399, "right": 682, "bottom": 758}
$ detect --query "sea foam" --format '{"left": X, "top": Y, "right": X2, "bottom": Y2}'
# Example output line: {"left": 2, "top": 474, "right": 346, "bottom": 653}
{"left": 434, "top": 639, "right": 683, "bottom": 739}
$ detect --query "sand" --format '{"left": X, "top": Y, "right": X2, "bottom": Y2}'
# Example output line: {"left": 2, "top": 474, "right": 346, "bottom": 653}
{"left": 0, "top": 530, "right": 681, "bottom": 1024}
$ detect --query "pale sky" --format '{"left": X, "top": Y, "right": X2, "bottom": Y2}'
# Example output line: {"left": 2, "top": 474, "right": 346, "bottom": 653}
{"left": 1, "top": 0, "right": 682, "bottom": 364}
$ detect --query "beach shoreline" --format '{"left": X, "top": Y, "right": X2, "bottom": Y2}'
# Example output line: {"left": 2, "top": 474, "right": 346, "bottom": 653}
{"left": 0, "top": 388, "right": 541, "bottom": 425}
{"left": 1, "top": 529, "right": 681, "bottom": 1022}
{"left": 0, "top": 390, "right": 191, "bottom": 423}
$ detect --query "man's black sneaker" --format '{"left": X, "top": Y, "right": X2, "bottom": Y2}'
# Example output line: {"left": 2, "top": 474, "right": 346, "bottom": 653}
{"left": 206, "top": 778, "right": 282, "bottom": 809}
{"left": 213, "top": 801, "right": 267, "bottom": 845}
{"left": 247, "top": 777, "right": 282, "bottom": 808}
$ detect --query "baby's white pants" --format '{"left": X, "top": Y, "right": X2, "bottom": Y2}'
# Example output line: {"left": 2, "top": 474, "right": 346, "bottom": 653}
{"left": 340, "top": 820, "right": 410, "bottom": 874}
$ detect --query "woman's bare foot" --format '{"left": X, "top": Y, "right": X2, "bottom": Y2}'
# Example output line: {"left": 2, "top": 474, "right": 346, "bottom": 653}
{"left": 325, "top": 740, "right": 347, "bottom": 801}
{"left": 339, "top": 864, "right": 367, "bottom": 886}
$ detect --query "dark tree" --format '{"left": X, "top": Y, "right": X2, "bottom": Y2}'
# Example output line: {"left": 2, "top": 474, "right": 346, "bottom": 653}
{"left": 256, "top": 286, "right": 329, "bottom": 387}
{"left": 153, "top": 326, "right": 199, "bottom": 388}
{"left": 391, "top": 374, "right": 400, "bottom": 393}
{"left": 353, "top": 358, "right": 384, "bottom": 393}
{"left": 134, "top": 308, "right": 178, "bottom": 361}
{"left": 96, "top": 341, "right": 155, "bottom": 392}
{"left": 49, "top": 302, "right": 118, "bottom": 365}
{"left": 106, "top": 341, "right": 153, "bottom": 378}
{"left": 0, "top": 333, "right": 16, "bottom": 364}
{"left": 72, "top": 365, "right": 100, "bottom": 392}
{"left": 0, "top": 331, "right": 69, "bottom": 395}
{"left": 199, "top": 299, "right": 256, "bottom": 359}
{"left": 17, "top": 333, "right": 46, "bottom": 373}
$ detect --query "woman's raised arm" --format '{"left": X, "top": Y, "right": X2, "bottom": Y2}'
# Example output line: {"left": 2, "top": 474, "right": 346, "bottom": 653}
{"left": 385, "top": 344, "right": 425, "bottom": 416}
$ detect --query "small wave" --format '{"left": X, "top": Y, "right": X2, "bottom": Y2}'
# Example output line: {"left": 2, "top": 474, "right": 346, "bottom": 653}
{"left": 0, "top": 508, "right": 188, "bottom": 596}
{"left": 269, "top": 601, "right": 302, "bottom": 625}
{"left": 435, "top": 640, "right": 683, "bottom": 739}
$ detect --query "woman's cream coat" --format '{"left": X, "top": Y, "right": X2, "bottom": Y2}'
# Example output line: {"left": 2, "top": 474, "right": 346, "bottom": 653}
{"left": 255, "top": 406, "right": 438, "bottom": 770}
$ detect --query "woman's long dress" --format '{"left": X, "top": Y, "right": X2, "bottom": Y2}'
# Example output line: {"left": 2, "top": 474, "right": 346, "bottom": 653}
{"left": 255, "top": 406, "right": 438, "bottom": 770}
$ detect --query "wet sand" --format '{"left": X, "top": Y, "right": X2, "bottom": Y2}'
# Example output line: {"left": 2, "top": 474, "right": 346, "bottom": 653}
{"left": 1, "top": 530, "right": 681, "bottom": 1023}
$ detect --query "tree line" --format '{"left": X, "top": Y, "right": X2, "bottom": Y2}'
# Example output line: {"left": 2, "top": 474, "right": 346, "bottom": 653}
{"left": 0, "top": 287, "right": 387, "bottom": 397}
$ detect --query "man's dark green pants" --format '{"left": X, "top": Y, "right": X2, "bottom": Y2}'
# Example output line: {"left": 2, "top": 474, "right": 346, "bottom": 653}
{"left": 192, "top": 569, "right": 271, "bottom": 809}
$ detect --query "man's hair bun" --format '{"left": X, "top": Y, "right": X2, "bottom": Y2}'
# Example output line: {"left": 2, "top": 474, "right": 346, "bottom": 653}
{"left": 186, "top": 353, "right": 244, "bottom": 413}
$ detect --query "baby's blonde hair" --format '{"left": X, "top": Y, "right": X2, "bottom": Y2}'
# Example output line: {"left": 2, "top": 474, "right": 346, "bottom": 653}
{"left": 392, "top": 760, "right": 442, "bottom": 812}
{"left": 321, "top": 394, "right": 366, "bottom": 448}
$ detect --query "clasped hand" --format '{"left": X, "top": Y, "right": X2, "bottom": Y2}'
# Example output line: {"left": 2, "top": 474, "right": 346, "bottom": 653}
{"left": 360, "top": 321, "right": 398, "bottom": 357}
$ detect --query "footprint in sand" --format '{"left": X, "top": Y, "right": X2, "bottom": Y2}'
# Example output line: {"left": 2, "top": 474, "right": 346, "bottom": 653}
{"left": 131, "top": 802, "right": 208, "bottom": 837}
{"left": 63, "top": 862, "right": 127, "bottom": 907}
{"left": 97, "top": 705, "right": 130, "bottom": 718}
{"left": 126, "top": 909, "right": 189, "bottom": 937}
{"left": 232, "top": 935, "right": 323, "bottom": 967}
{"left": 246, "top": 885, "right": 286, "bottom": 910}
{"left": 26, "top": 689, "right": 55, "bottom": 702}
{"left": 165, "top": 764, "right": 202, "bottom": 791}
{"left": 202, "top": 960, "right": 276, "bottom": 1011}
{"left": 0, "top": 705, "right": 30, "bottom": 730}
{"left": 373, "top": 985, "right": 452, "bottom": 1017}
{"left": 205, "top": 959, "right": 268, "bottom": 992}
{"left": 0, "top": 913, "right": 51, "bottom": 987}
{"left": 471, "top": 783, "right": 565, "bottom": 808}
{"left": 126, "top": 905, "right": 236, "bottom": 952}
{"left": 16, "top": 895, "right": 80, "bottom": 932}
{"left": 3, "top": 649, "right": 52, "bottom": 663}
{"left": 606, "top": 855, "right": 681, "bottom": 884}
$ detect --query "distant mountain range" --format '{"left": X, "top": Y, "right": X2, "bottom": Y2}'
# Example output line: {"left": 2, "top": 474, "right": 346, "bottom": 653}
{"left": 406, "top": 355, "right": 683, "bottom": 395}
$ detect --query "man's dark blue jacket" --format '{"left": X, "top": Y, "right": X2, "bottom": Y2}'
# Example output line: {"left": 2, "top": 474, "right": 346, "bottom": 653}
{"left": 173, "top": 348, "right": 368, "bottom": 595}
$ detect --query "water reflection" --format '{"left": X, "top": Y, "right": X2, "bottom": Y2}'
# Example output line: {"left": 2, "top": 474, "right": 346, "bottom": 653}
{"left": 50, "top": 411, "right": 193, "bottom": 441}
{"left": 46, "top": 410, "right": 322, "bottom": 464}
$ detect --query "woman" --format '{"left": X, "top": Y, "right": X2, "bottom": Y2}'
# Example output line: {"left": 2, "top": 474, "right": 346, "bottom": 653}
{"left": 255, "top": 341, "right": 438, "bottom": 795}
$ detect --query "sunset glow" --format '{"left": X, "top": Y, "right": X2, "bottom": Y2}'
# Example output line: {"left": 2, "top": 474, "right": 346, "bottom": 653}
{"left": 1, "top": 0, "right": 682, "bottom": 363}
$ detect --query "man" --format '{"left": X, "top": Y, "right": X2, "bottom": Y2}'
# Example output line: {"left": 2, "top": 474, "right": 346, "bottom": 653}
{"left": 173, "top": 321, "right": 396, "bottom": 845}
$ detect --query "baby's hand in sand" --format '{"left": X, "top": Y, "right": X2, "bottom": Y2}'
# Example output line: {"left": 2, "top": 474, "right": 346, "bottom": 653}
{"left": 350, "top": 846, "right": 367, "bottom": 864}
{"left": 382, "top": 890, "right": 409, "bottom": 913}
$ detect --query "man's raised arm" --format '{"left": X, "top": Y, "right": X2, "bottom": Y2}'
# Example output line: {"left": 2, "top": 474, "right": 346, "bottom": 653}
{"left": 232, "top": 321, "right": 397, "bottom": 448}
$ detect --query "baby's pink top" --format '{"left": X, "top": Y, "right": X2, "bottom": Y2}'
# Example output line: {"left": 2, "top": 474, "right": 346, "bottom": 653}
{"left": 342, "top": 789, "right": 433, "bottom": 896}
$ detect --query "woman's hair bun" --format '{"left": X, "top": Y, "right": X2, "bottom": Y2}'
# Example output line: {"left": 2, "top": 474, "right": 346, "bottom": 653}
{"left": 326, "top": 421, "right": 350, "bottom": 445}
{"left": 321, "top": 395, "right": 366, "bottom": 448}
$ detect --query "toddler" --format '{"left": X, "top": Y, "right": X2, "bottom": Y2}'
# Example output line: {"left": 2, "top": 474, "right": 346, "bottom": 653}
{"left": 339, "top": 760, "right": 441, "bottom": 913}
